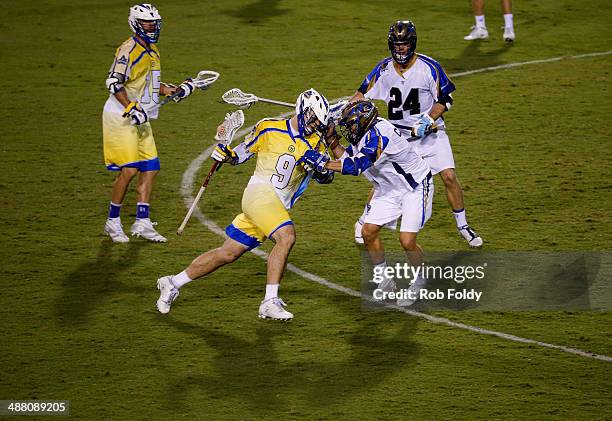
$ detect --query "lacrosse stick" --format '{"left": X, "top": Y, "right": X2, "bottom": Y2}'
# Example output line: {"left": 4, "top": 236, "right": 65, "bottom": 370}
{"left": 222, "top": 88, "right": 294, "bottom": 108}
{"left": 155, "top": 70, "right": 220, "bottom": 109}
{"left": 176, "top": 109, "right": 245, "bottom": 235}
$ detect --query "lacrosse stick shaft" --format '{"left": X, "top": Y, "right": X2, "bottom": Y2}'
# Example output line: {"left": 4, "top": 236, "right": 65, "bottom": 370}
{"left": 156, "top": 90, "right": 183, "bottom": 108}
{"left": 176, "top": 161, "right": 221, "bottom": 235}
{"left": 258, "top": 97, "right": 295, "bottom": 108}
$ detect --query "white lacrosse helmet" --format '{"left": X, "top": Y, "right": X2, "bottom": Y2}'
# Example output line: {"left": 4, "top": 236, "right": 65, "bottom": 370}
{"left": 295, "top": 88, "right": 330, "bottom": 137}
{"left": 129, "top": 4, "right": 162, "bottom": 44}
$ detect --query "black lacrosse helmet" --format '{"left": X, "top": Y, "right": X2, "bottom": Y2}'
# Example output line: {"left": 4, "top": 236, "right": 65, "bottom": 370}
{"left": 388, "top": 20, "right": 417, "bottom": 64}
{"left": 338, "top": 100, "right": 379, "bottom": 145}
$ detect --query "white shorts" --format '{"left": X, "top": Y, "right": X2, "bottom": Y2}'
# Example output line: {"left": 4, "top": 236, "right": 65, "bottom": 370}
{"left": 411, "top": 129, "right": 455, "bottom": 175}
{"left": 364, "top": 173, "right": 433, "bottom": 233}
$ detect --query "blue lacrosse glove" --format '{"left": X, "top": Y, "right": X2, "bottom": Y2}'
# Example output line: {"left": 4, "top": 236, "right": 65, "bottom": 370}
{"left": 211, "top": 143, "right": 237, "bottom": 163}
{"left": 122, "top": 101, "right": 148, "bottom": 125}
{"left": 172, "top": 78, "right": 196, "bottom": 103}
{"left": 413, "top": 114, "right": 435, "bottom": 138}
{"left": 298, "top": 149, "right": 329, "bottom": 172}
{"left": 299, "top": 149, "right": 329, "bottom": 173}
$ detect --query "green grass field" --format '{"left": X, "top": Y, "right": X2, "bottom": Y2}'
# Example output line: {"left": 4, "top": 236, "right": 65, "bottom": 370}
{"left": 1, "top": 0, "right": 611, "bottom": 419}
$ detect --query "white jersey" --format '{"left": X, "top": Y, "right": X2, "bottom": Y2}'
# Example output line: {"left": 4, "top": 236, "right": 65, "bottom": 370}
{"left": 340, "top": 118, "right": 430, "bottom": 195}
{"left": 358, "top": 54, "right": 455, "bottom": 133}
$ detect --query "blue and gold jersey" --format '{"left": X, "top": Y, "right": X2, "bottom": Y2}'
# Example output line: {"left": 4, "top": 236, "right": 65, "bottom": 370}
{"left": 103, "top": 36, "right": 162, "bottom": 119}
{"left": 234, "top": 118, "right": 327, "bottom": 209}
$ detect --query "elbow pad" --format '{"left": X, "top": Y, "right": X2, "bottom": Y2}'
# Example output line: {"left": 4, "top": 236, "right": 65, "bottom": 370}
{"left": 437, "top": 93, "right": 453, "bottom": 111}
{"left": 106, "top": 72, "right": 126, "bottom": 94}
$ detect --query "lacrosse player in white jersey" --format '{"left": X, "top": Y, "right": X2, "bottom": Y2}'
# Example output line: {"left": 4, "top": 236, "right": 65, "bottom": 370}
{"left": 350, "top": 20, "right": 483, "bottom": 248}
{"left": 300, "top": 100, "right": 432, "bottom": 297}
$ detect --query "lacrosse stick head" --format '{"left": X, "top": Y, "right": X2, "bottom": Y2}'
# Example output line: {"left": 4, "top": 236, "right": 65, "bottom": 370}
{"left": 214, "top": 109, "right": 245, "bottom": 143}
{"left": 221, "top": 88, "right": 257, "bottom": 109}
{"left": 192, "top": 70, "right": 220, "bottom": 90}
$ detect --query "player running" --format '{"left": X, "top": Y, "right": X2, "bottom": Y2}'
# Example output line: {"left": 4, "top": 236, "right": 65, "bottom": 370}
{"left": 350, "top": 20, "right": 483, "bottom": 248}
{"left": 103, "top": 4, "right": 196, "bottom": 243}
{"left": 300, "top": 100, "right": 432, "bottom": 304}
{"left": 156, "top": 89, "right": 333, "bottom": 320}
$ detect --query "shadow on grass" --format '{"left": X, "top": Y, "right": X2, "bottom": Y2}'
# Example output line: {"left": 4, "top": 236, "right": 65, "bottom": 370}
{"left": 440, "top": 39, "right": 514, "bottom": 73}
{"left": 160, "top": 300, "right": 420, "bottom": 417}
{"left": 224, "top": 0, "right": 290, "bottom": 24}
{"left": 55, "top": 240, "right": 145, "bottom": 327}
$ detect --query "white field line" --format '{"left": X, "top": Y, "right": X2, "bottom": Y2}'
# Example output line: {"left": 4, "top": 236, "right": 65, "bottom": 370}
{"left": 449, "top": 50, "right": 612, "bottom": 77}
{"left": 180, "top": 53, "right": 612, "bottom": 363}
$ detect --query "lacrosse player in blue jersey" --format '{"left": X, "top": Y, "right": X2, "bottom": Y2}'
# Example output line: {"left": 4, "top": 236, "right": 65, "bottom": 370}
{"left": 350, "top": 20, "right": 483, "bottom": 248}
{"left": 102, "top": 4, "right": 196, "bottom": 243}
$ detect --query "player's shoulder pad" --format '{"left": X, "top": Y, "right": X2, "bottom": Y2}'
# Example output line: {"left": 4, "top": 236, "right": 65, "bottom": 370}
{"left": 244, "top": 118, "right": 285, "bottom": 143}
{"left": 371, "top": 56, "right": 393, "bottom": 76}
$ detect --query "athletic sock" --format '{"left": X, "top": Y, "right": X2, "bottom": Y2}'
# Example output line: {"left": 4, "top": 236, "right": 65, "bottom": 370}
{"left": 503, "top": 13, "right": 514, "bottom": 30}
{"left": 136, "top": 202, "right": 150, "bottom": 219}
{"left": 453, "top": 208, "right": 468, "bottom": 228}
{"left": 108, "top": 202, "right": 122, "bottom": 219}
{"left": 264, "top": 284, "right": 279, "bottom": 301}
{"left": 172, "top": 271, "right": 192, "bottom": 289}
{"left": 475, "top": 15, "right": 486, "bottom": 29}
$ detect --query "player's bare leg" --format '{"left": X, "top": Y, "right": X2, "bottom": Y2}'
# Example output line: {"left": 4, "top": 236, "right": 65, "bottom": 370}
{"left": 186, "top": 238, "right": 249, "bottom": 279}
{"left": 502, "top": 0, "right": 515, "bottom": 42}
{"left": 105, "top": 167, "right": 138, "bottom": 243}
{"left": 259, "top": 225, "right": 295, "bottom": 320}
{"left": 398, "top": 232, "right": 426, "bottom": 306}
{"left": 362, "top": 223, "right": 385, "bottom": 265}
{"left": 363, "top": 223, "right": 395, "bottom": 294}
{"left": 111, "top": 167, "right": 138, "bottom": 204}
{"left": 135, "top": 170, "right": 157, "bottom": 204}
{"left": 156, "top": 238, "right": 249, "bottom": 314}
{"left": 439, "top": 168, "right": 483, "bottom": 248}
{"left": 465, "top": 0, "right": 489, "bottom": 40}
{"left": 130, "top": 170, "right": 166, "bottom": 242}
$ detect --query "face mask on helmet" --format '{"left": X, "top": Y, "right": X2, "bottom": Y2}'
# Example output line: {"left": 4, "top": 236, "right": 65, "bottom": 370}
{"left": 338, "top": 101, "right": 379, "bottom": 145}
{"left": 388, "top": 20, "right": 417, "bottom": 65}
{"left": 129, "top": 4, "right": 162, "bottom": 44}
{"left": 295, "top": 89, "right": 330, "bottom": 137}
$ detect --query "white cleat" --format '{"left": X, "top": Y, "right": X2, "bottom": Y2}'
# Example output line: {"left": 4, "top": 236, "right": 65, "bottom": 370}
{"left": 354, "top": 220, "right": 364, "bottom": 244}
{"left": 397, "top": 277, "right": 427, "bottom": 307}
{"left": 371, "top": 276, "right": 396, "bottom": 301}
{"left": 503, "top": 27, "right": 515, "bottom": 43}
{"left": 258, "top": 297, "right": 293, "bottom": 321}
{"left": 104, "top": 217, "right": 130, "bottom": 243}
{"left": 458, "top": 225, "right": 484, "bottom": 248}
{"left": 130, "top": 218, "right": 167, "bottom": 243}
{"left": 156, "top": 276, "right": 179, "bottom": 314}
{"left": 464, "top": 26, "right": 489, "bottom": 40}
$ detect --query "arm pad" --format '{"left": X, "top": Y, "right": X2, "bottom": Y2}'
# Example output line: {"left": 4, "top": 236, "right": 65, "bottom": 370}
{"left": 231, "top": 143, "right": 255, "bottom": 165}
{"left": 106, "top": 72, "right": 126, "bottom": 94}
{"left": 437, "top": 93, "right": 453, "bottom": 111}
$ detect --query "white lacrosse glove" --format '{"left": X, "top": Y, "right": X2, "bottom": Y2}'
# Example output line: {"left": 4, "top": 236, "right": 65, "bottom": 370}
{"left": 211, "top": 143, "right": 237, "bottom": 163}
{"left": 173, "top": 79, "right": 196, "bottom": 103}
{"left": 412, "top": 114, "right": 435, "bottom": 138}
{"left": 122, "top": 101, "right": 148, "bottom": 125}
